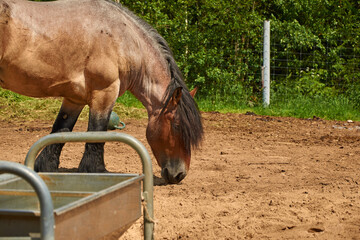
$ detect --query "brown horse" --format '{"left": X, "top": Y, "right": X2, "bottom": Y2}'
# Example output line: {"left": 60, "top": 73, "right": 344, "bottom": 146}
{"left": 0, "top": 0, "right": 203, "bottom": 184}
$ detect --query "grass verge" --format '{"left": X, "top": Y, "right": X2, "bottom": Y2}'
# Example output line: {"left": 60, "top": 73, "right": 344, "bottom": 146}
{"left": 0, "top": 88, "right": 358, "bottom": 122}
{"left": 196, "top": 93, "right": 360, "bottom": 121}
{"left": 0, "top": 89, "right": 147, "bottom": 122}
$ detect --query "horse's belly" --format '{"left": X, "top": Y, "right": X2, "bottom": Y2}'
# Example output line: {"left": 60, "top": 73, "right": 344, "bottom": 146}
{"left": 0, "top": 66, "right": 87, "bottom": 103}
{"left": 0, "top": 69, "right": 39, "bottom": 96}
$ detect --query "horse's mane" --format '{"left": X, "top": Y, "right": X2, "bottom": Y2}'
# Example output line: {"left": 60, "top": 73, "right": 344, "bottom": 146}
{"left": 107, "top": 0, "right": 203, "bottom": 152}
{"left": 162, "top": 80, "right": 204, "bottom": 154}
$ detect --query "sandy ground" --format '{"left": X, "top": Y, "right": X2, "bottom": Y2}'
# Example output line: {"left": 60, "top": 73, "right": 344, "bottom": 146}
{"left": 1, "top": 112, "right": 360, "bottom": 239}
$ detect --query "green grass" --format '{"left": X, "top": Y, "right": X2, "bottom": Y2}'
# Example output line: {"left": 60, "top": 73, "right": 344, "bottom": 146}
{"left": 254, "top": 95, "right": 360, "bottom": 121}
{"left": 0, "top": 88, "right": 359, "bottom": 122}
{"left": 116, "top": 91, "right": 144, "bottom": 109}
{"left": 0, "top": 90, "right": 62, "bottom": 121}
{"left": 0, "top": 89, "right": 146, "bottom": 122}
{"left": 196, "top": 93, "right": 360, "bottom": 121}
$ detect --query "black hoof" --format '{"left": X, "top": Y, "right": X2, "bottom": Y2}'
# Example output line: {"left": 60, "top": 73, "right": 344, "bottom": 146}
{"left": 78, "top": 163, "right": 107, "bottom": 173}
{"left": 78, "top": 142, "right": 106, "bottom": 173}
{"left": 34, "top": 128, "right": 69, "bottom": 172}
{"left": 34, "top": 146, "right": 61, "bottom": 172}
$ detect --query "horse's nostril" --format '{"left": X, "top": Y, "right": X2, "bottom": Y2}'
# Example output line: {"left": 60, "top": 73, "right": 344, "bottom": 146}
{"left": 162, "top": 168, "right": 186, "bottom": 184}
{"left": 175, "top": 172, "right": 186, "bottom": 183}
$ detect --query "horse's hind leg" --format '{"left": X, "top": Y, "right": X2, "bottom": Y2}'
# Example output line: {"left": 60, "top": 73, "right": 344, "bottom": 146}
{"left": 34, "top": 99, "right": 84, "bottom": 172}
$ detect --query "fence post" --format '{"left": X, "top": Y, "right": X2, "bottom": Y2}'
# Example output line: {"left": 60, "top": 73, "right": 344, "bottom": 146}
{"left": 263, "top": 20, "right": 270, "bottom": 107}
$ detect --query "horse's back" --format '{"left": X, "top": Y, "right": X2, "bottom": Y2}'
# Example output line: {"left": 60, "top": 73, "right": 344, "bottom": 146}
{"left": 0, "top": 0, "right": 139, "bottom": 101}
{"left": 4, "top": 0, "right": 125, "bottom": 35}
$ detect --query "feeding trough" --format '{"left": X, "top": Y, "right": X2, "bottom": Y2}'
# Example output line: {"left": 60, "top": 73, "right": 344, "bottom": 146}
{"left": 0, "top": 132, "right": 154, "bottom": 240}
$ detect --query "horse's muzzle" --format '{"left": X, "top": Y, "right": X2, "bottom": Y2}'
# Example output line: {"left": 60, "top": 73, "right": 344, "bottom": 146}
{"left": 161, "top": 159, "right": 187, "bottom": 184}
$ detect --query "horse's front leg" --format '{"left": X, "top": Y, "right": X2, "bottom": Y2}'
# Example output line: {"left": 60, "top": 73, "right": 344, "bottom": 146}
{"left": 78, "top": 108, "right": 112, "bottom": 172}
{"left": 35, "top": 99, "right": 84, "bottom": 172}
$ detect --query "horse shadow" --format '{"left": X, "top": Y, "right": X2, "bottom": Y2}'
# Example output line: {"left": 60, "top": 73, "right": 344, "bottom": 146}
{"left": 153, "top": 175, "right": 168, "bottom": 186}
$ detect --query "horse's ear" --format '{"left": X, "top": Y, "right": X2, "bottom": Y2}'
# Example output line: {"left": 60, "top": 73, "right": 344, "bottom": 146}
{"left": 163, "top": 87, "right": 182, "bottom": 120}
{"left": 165, "top": 87, "right": 182, "bottom": 112}
{"left": 170, "top": 87, "right": 182, "bottom": 107}
{"left": 189, "top": 87, "right": 198, "bottom": 98}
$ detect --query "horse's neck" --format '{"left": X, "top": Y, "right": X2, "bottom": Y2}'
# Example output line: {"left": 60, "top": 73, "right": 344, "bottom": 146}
{"left": 128, "top": 66, "right": 170, "bottom": 117}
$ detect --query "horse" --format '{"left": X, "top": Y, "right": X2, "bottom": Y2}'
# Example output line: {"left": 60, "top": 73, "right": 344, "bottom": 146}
{"left": 0, "top": 0, "right": 203, "bottom": 184}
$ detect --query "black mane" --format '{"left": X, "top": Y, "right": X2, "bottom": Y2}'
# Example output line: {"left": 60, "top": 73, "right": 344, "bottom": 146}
{"left": 108, "top": 0, "right": 204, "bottom": 152}
{"left": 163, "top": 81, "right": 204, "bottom": 154}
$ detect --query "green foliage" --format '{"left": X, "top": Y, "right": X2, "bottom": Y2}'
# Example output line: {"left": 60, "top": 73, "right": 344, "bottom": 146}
{"left": 346, "top": 85, "right": 360, "bottom": 109}
{"left": 273, "top": 69, "right": 336, "bottom": 98}
{"left": 119, "top": 0, "right": 359, "bottom": 110}
{"left": 121, "top": 0, "right": 265, "bottom": 104}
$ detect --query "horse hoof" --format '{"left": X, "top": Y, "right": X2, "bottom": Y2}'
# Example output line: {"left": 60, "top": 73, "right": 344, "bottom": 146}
{"left": 34, "top": 163, "right": 59, "bottom": 172}
{"left": 34, "top": 154, "right": 60, "bottom": 172}
{"left": 78, "top": 166, "right": 108, "bottom": 173}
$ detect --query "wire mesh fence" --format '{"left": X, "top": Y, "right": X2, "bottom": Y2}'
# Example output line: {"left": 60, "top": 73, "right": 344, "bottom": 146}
{"left": 242, "top": 28, "right": 360, "bottom": 106}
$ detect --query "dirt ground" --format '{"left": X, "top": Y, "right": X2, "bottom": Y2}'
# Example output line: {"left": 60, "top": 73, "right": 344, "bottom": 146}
{"left": 1, "top": 112, "right": 360, "bottom": 239}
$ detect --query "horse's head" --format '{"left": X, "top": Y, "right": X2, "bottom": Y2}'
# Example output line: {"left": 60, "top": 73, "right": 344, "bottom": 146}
{"left": 146, "top": 87, "right": 201, "bottom": 184}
